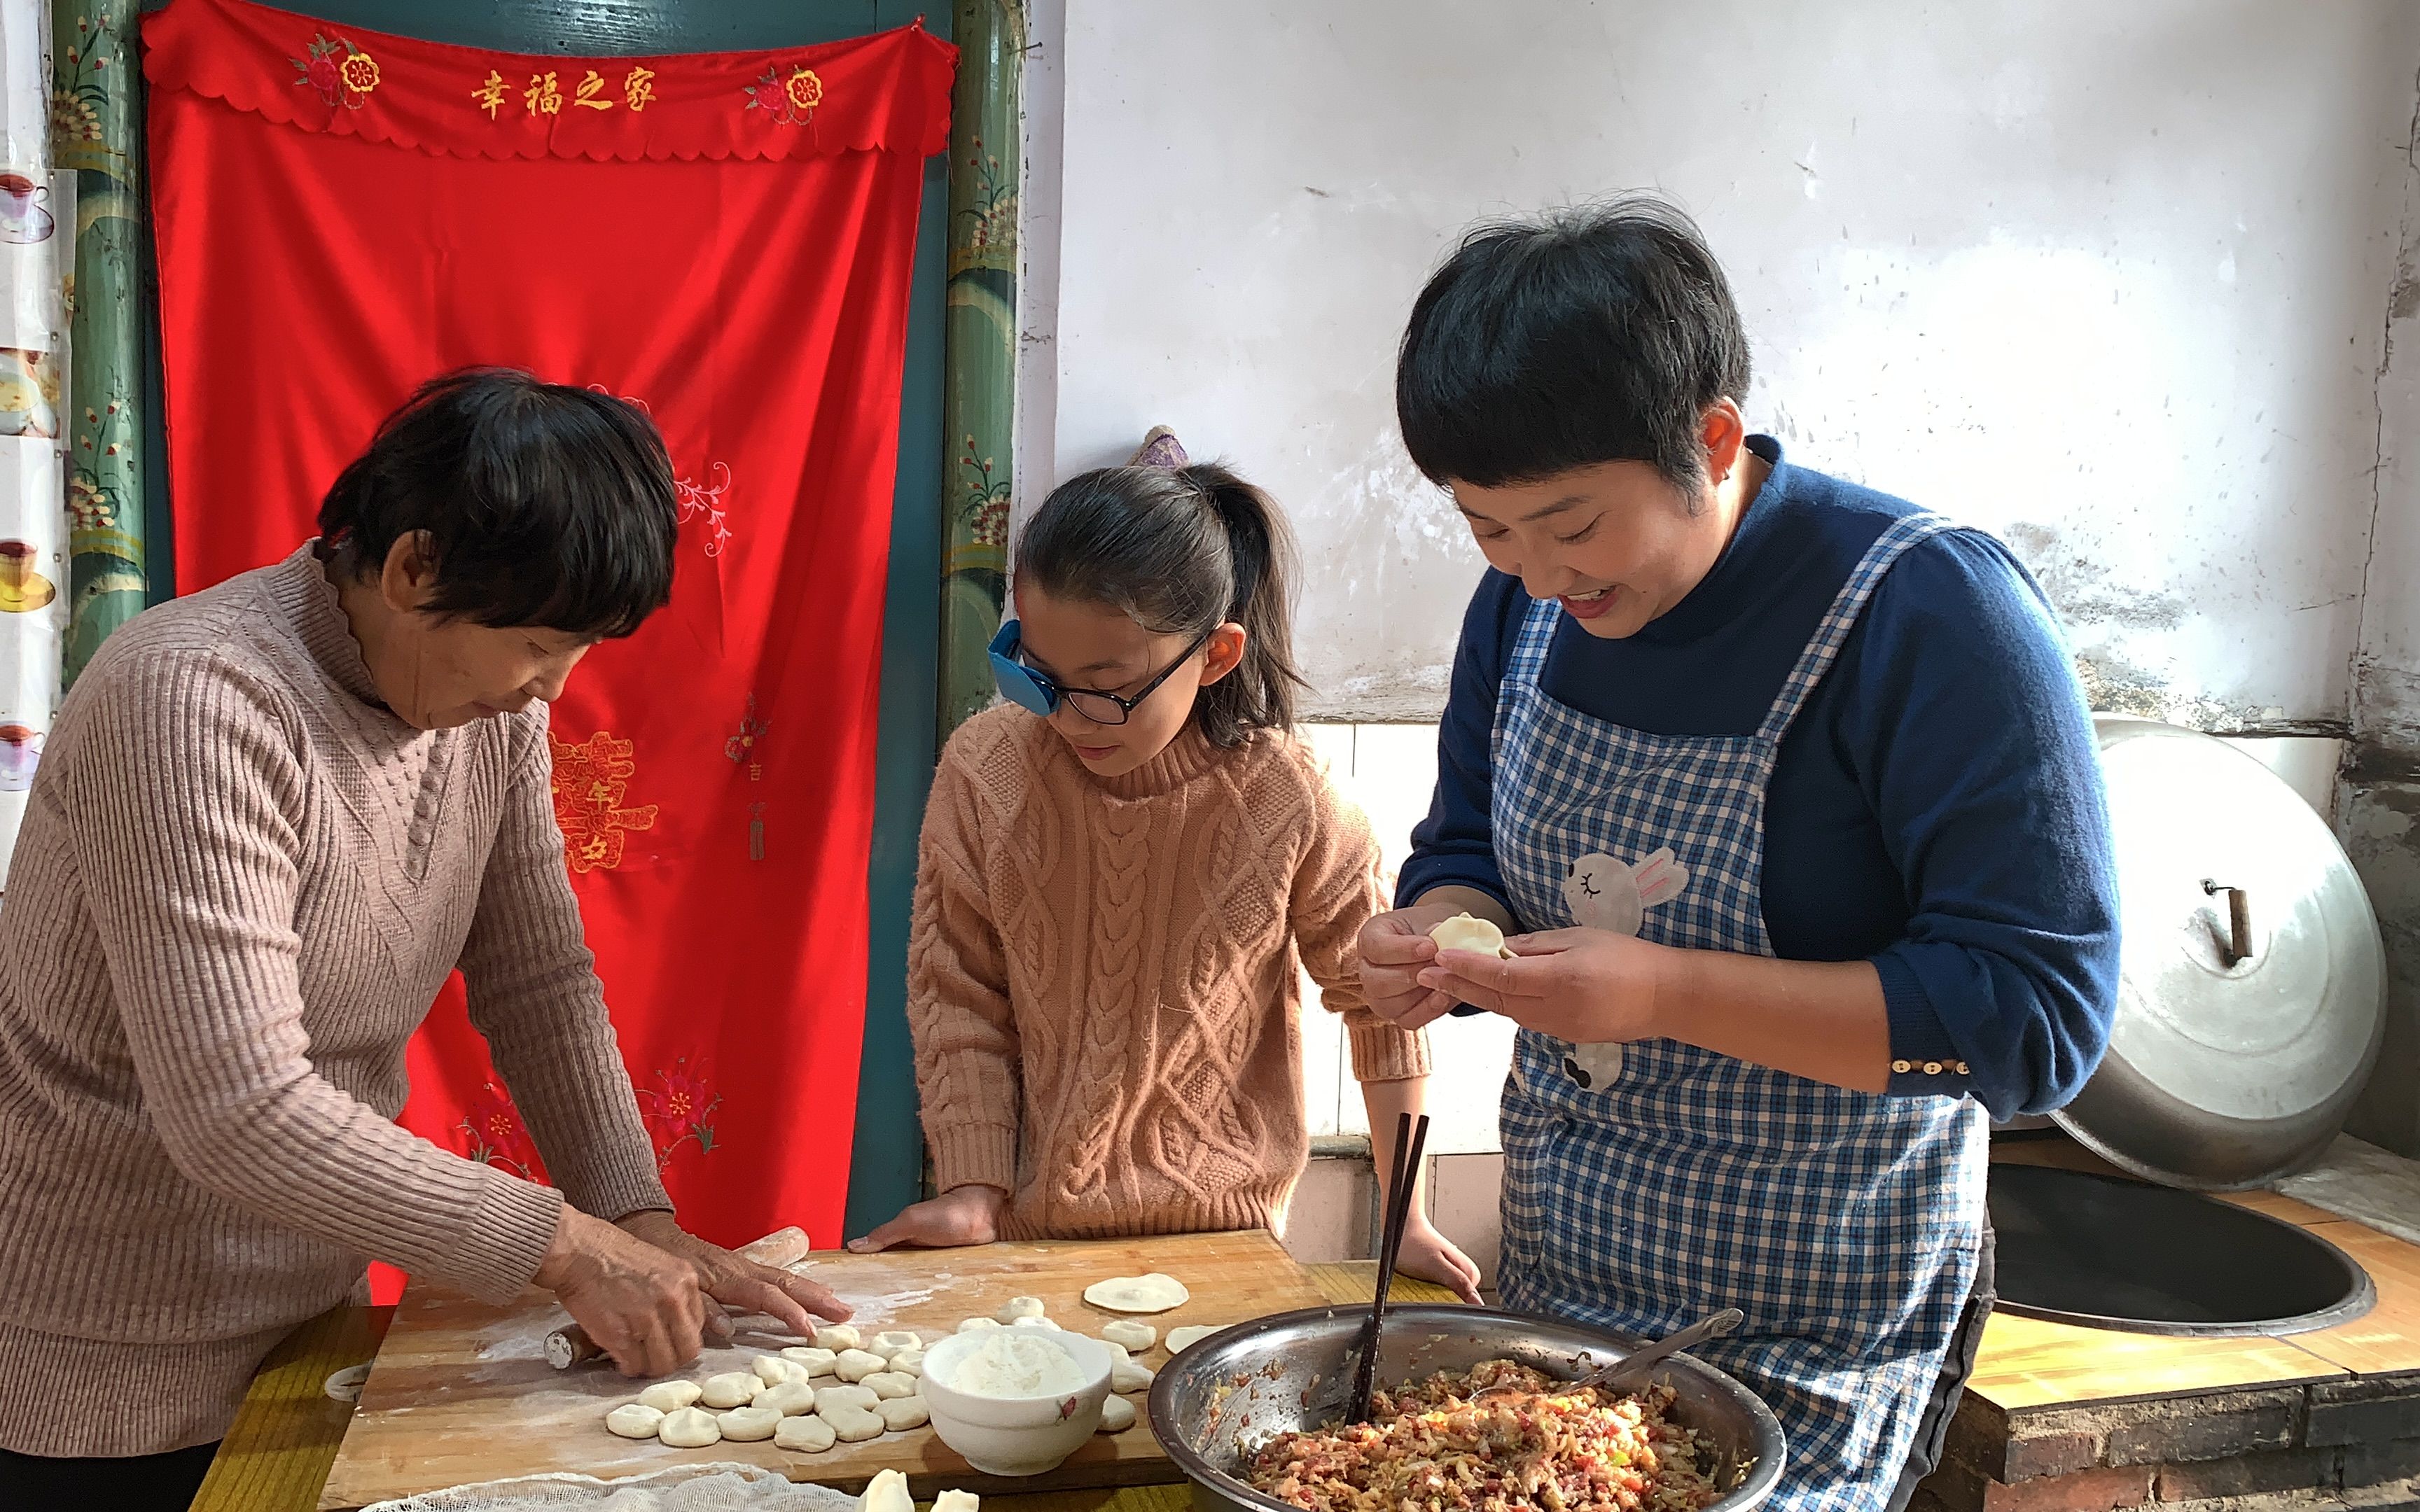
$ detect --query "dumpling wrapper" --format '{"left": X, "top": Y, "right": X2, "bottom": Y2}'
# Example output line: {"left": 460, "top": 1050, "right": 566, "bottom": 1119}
{"left": 871, "top": 1330, "right": 924, "bottom": 1354}
{"left": 1083, "top": 1272, "right": 1191, "bottom": 1314}
{"left": 1428, "top": 912, "right": 1515, "bottom": 959}
{"left": 1100, "top": 1320, "right": 1156, "bottom": 1352}
{"left": 1166, "top": 1325, "right": 1218, "bottom": 1354}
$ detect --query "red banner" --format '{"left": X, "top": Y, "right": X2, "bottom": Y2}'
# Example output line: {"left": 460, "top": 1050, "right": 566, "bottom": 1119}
{"left": 144, "top": 0, "right": 954, "bottom": 1284}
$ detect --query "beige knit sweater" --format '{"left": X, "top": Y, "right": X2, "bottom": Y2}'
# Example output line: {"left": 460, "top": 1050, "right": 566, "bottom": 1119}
{"left": 0, "top": 544, "right": 669, "bottom": 1457}
{"left": 908, "top": 706, "right": 1429, "bottom": 1242}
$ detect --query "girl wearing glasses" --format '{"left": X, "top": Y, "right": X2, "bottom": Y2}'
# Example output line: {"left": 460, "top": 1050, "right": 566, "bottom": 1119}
{"left": 848, "top": 449, "right": 1482, "bottom": 1302}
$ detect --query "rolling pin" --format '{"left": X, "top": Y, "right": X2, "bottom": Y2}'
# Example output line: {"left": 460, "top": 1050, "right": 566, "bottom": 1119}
{"left": 544, "top": 1225, "right": 814, "bottom": 1369}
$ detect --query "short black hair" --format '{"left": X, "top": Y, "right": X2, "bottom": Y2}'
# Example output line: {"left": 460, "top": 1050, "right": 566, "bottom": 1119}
{"left": 319, "top": 368, "right": 678, "bottom": 639}
{"left": 1396, "top": 195, "right": 1751, "bottom": 494}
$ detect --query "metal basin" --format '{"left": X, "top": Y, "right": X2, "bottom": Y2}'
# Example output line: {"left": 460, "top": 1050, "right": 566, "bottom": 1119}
{"left": 1991, "top": 1163, "right": 2374, "bottom": 1336}
{"left": 1146, "top": 1304, "right": 1786, "bottom": 1512}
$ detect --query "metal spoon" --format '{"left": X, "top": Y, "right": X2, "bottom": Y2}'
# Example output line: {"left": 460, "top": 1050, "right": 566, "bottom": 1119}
{"left": 1571, "top": 1308, "right": 1744, "bottom": 1394}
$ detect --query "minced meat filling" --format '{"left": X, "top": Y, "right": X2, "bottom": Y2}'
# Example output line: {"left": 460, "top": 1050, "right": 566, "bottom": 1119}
{"left": 1246, "top": 1359, "right": 1723, "bottom": 1512}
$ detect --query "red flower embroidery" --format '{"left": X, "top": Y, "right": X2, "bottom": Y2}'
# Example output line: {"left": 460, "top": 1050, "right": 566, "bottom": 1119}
{"left": 638, "top": 1059, "right": 723, "bottom": 1173}
{"left": 457, "top": 1080, "right": 544, "bottom": 1182}
{"left": 305, "top": 53, "right": 340, "bottom": 97}
{"left": 744, "top": 64, "right": 823, "bottom": 127}
{"left": 290, "top": 32, "right": 379, "bottom": 112}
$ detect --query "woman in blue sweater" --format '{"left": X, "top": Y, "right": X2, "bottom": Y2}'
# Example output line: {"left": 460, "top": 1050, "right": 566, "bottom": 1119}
{"left": 1358, "top": 199, "right": 2120, "bottom": 1512}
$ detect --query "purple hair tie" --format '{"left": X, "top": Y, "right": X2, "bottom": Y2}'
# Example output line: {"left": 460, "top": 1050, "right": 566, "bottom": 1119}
{"left": 1129, "top": 425, "right": 1188, "bottom": 470}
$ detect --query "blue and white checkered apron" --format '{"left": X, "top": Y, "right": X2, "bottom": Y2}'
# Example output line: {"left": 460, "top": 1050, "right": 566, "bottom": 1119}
{"left": 1492, "top": 514, "right": 1989, "bottom": 1512}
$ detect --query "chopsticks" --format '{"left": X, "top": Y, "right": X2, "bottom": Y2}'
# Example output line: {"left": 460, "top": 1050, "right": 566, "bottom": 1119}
{"left": 1346, "top": 1110, "right": 1431, "bottom": 1424}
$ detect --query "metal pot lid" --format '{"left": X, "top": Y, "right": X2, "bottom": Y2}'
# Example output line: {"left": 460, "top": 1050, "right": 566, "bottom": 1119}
{"left": 2052, "top": 717, "right": 2386, "bottom": 1191}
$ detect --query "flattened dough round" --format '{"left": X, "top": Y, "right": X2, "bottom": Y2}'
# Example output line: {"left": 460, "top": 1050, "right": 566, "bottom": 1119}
{"left": 889, "top": 1349, "right": 925, "bottom": 1377}
{"left": 605, "top": 1402, "right": 665, "bottom": 1439}
{"left": 1099, "top": 1394, "right": 1136, "bottom": 1434}
{"left": 636, "top": 1379, "right": 704, "bottom": 1413}
{"left": 758, "top": 1379, "right": 819, "bottom": 1416}
{"left": 820, "top": 1402, "right": 886, "bottom": 1443}
{"left": 995, "top": 1296, "right": 1045, "bottom": 1323}
{"left": 657, "top": 1406, "right": 722, "bottom": 1448}
{"left": 1111, "top": 1359, "right": 1155, "bottom": 1393}
{"left": 776, "top": 1413, "right": 837, "bottom": 1453}
{"left": 862, "top": 1370, "right": 918, "bottom": 1400}
{"left": 700, "top": 1371, "right": 762, "bottom": 1409}
{"left": 753, "top": 1354, "right": 802, "bottom": 1387}
{"left": 1428, "top": 911, "right": 1514, "bottom": 958}
{"left": 872, "top": 1330, "right": 923, "bottom": 1354}
{"left": 1165, "top": 1325, "right": 1218, "bottom": 1354}
{"left": 957, "top": 1317, "right": 1003, "bottom": 1334}
{"left": 718, "top": 1405, "right": 782, "bottom": 1442}
{"left": 1083, "top": 1273, "right": 1190, "bottom": 1315}
{"left": 816, "top": 1383, "right": 879, "bottom": 1415}
{"left": 780, "top": 1345, "right": 839, "bottom": 1377}
{"left": 834, "top": 1348, "right": 889, "bottom": 1382}
{"left": 878, "top": 1395, "right": 931, "bottom": 1432}
{"left": 817, "top": 1324, "right": 863, "bottom": 1350}
{"left": 1100, "top": 1320, "right": 1156, "bottom": 1352}
{"left": 1010, "top": 1315, "right": 1061, "bottom": 1331}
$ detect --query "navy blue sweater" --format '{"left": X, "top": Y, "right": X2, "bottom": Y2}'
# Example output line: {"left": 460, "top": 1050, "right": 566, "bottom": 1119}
{"left": 1397, "top": 439, "right": 2120, "bottom": 1119}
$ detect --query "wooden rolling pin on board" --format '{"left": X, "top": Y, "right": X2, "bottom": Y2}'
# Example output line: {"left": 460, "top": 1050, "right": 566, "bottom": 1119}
{"left": 542, "top": 1226, "right": 814, "bottom": 1369}
{"left": 321, "top": 1228, "right": 1326, "bottom": 1508}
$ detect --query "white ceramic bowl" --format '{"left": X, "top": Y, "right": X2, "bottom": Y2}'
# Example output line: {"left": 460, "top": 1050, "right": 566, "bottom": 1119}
{"left": 918, "top": 1328, "right": 1113, "bottom": 1476}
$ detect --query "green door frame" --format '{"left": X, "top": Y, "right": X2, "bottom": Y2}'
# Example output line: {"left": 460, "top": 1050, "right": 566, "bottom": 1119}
{"left": 128, "top": 0, "right": 957, "bottom": 1236}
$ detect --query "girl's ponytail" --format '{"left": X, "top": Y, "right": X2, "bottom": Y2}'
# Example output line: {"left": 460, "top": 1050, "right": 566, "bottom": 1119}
{"left": 1013, "top": 457, "right": 1310, "bottom": 748}
{"left": 1183, "top": 463, "right": 1307, "bottom": 742}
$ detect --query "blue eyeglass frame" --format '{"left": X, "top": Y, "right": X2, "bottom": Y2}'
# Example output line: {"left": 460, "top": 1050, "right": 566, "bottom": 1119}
{"left": 989, "top": 618, "right": 1210, "bottom": 725}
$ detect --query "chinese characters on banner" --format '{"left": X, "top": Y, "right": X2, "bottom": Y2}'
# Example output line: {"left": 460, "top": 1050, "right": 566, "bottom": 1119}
{"left": 143, "top": 0, "right": 955, "bottom": 1286}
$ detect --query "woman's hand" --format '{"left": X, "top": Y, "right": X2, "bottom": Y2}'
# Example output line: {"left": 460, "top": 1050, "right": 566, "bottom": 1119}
{"left": 1393, "top": 1215, "right": 1485, "bottom": 1305}
{"left": 616, "top": 1209, "right": 851, "bottom": 1343}
{"left": 1419, "top": 927, "right": 1674, "bottom": 1044}
{"left": 535, "top": 1207, "right": 711, "bottom": 1378}
{"left": 847, "top": 1184, "right": 1007, "bottom": 1254}
{"left": 1358, "top": 898, "right": 1494, "bottom": 1030}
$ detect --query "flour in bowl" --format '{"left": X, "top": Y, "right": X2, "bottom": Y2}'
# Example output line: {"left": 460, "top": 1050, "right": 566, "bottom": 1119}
{"left": 944, "top": 1330, "right": 1087, "bottom": 1397}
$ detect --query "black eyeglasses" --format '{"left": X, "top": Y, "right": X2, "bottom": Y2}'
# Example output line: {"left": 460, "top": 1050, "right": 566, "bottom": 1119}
{"left": 989, "top": 620, "right": 1211, "bottom": 727}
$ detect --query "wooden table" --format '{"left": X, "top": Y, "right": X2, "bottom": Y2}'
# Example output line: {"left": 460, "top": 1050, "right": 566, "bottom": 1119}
{"left": 193, "top": 1262, "right": 1459, "bottom": 1512}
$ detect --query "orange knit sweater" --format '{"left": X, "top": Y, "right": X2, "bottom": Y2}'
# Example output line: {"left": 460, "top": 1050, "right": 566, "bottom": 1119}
{"left": 906, "top": 706, "right": 1429, "bottom": 1240}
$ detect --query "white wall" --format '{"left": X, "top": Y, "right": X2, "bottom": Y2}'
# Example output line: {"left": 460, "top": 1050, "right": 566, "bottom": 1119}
{"left": 1022, "top": 0, "right": 2420, "bottom": 728}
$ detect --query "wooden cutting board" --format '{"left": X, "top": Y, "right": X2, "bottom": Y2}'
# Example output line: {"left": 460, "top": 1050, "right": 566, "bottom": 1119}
{"left": 319, "top": 1228, "right": 1325, "bottom": 1508}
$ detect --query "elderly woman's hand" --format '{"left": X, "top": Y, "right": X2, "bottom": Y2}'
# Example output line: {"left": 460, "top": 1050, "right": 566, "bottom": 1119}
{"left": 617, "top": 1209, "right": 851, "bottom": 1343}
{"left": 535, "top": 1208, "right": 712, "bottom": 1378}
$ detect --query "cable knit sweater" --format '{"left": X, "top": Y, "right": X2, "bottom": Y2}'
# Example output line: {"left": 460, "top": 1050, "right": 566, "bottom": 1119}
{"left": 0, "top": 544, "right": 669, "bottom": 1457}
{"left": 908, "top": 705, "right": 1430, "bottom": 1241}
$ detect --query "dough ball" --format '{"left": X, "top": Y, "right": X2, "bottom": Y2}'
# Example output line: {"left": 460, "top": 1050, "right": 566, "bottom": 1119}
{"left": 861, "top": 1370, "right": 918, "bottom": 1400}
{"left": 834, "top": 1348, "right": 889, "bottom": 1382}
{"left": 933, "top": 1492, "right": 980, "bottom": 1512}
{"left": 821, "top": 1401, "right": 886, "bottom": 1443}
{"left": 816, "top": 1324, "right": 863, "bottom": 1351}
{"left": 957, "top": 1317, "right": 1003, "bottom": 1334}
{"left": 753, "top": 1354, "right": 802, "bottom": 1387}
{"left": 776, "top": 1413, "right": 837, "bottom": 1453}
{"left": 657, "top": 1406, "right": 722, "bottom": 1448}
{"left": 816, "top": 1383, "right": 879, "bottom": 1415}
{"left": 879, "top": 1394, "right": 931, "bottom": 1432}
{"left": 700, "top": 1371, "right": 762, "bottom": 1410}
{"left": 888, "top": 1349, "right": 925, "bottom": 1377}
{"left": 718, "top": 1405, "right": 782, "bottom": 1443}
{"left": 871, "top": 1330, "right": 923, "bottom": 1354}
{"left": 1101, "top": 1320, "right": 1157, "bottom": 1352}
{"left": 1099, "top": 1340, "right": 1130, "bottom": 1364}
{"left": 1428, "top": 911, "right": 1514, "bottom": 959}
{"left": 1166, "top": 1326, "right": 1218, "bottom": 1355}
{"left": 1099, "top": 1394, "right": 1137, "bottom": 1434}
{"left": 780, "top": 1345, "right": 839, "bottom": 1377}
{"left": 995, "top": 1295, "right": 1046, "bottom": 1323}
{"left": 604, "top": 1402, "right": 665, "bottom": 1439}
{"left": 636, "top": 1379, "right": 703, "bottom": 1413}
{"left": 1010, "top": 1315, "right": 1061, "bottom": 1331}
{"left": 1083, "top": 1273, "right": 1191, "bottom": 1315}
{"left": 861, "top": 1468, "right": 913, "bottom": 1512}
{"left": 1112, "top": 1359, "right": 1155, "bottom": 1394}
{"left": 757, "top": 1379, "right": 819, "bottom": 1417}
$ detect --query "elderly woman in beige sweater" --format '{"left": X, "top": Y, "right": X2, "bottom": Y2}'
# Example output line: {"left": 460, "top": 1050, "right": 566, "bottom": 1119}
{"left": 0, "top": 370, "right": 844, "bottom": 1508}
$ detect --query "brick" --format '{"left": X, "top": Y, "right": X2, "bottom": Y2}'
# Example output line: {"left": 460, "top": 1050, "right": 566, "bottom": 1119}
{"left": 1928, "top": 1457, "right": 2154, "bottom": 1512}
{"left": 1947, "top": 1403, "right": 2103, "bottom": 1483}
{"left": 2162, "top": 1494, "right": 2350, "bottom": 1512}
{"left": 2310, "top": 1377, "right": 2420, "bottom": 1448}
{"left": 2101, "top": 1390, "right": 2305, "bottom": 1466}
{"left": 2155, "top": 1448, "right": 2341, "bottom": 1502}
{"left": 2347, "top": 1435, "right": 2420, "bottom": 1490}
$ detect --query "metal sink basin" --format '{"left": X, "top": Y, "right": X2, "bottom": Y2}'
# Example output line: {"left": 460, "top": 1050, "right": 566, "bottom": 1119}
{"left": 1990, "top": 1163, "right": 2374, "bottom": 1336}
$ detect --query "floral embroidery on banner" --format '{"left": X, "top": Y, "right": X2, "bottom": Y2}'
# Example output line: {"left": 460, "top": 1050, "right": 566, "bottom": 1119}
{"left": 291, "top": 31, "right": 379, "bottom": 112}
{"left": 744, "top": 64, "right": 823, "bottom": 127}
{"left": 548, "top": 729, "right": 660, "bottom": 874}
{"left": 458, "top": 1080, "right": 544, "bottom": 1182}
{"left": 676, "top": 461, "right": 734, "bottom": 556}
{"left": 638, "top": 1058, "right": 723, "bottom": 1172}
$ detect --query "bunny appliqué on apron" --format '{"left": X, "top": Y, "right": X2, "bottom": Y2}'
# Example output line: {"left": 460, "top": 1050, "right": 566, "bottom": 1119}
{"left": 1556, "top": 848, "right": 1688, "bottom": 1089}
